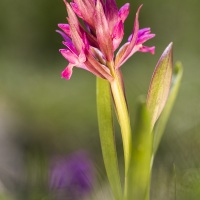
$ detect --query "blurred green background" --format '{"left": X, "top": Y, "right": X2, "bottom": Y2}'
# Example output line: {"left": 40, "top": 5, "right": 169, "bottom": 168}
{"left": 0, "top": 0, "right": 200, "bottom": 199}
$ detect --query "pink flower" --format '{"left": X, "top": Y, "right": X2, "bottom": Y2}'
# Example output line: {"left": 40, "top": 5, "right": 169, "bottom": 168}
{"left": 57, "top": 0, "right": 155, "bottom": 80}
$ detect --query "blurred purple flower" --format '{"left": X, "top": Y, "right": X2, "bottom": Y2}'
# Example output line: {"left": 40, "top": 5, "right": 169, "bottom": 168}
{"left": 49, "top": 151, "right": 94, "bottom": 199}
{"left": 57, "top": 0, "right": 155, "bottom": 81}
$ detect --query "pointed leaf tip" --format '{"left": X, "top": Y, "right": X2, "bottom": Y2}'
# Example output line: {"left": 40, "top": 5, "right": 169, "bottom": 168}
{"left": 162, "top": 42, "right": 173, "bottom": 56}
{"left": 147, "top": 43, "right": 173, "bottom": 129}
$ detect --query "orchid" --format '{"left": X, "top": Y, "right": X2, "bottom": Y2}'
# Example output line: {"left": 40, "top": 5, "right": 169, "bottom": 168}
{"left": 57, "top": 0, "right": 155, "bottom": 81}
{"left": 56, "top": 1, "right": 183, "bottom": 200}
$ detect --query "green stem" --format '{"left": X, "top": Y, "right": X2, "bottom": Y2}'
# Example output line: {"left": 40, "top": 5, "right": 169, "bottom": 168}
{"left": 110, "top": 71, "right": 132, "bottom": 199}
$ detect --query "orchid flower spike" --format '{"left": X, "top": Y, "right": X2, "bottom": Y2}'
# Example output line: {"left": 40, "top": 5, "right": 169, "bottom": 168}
{"left": 57, "top": 0, "right": 155, "bottom": 81}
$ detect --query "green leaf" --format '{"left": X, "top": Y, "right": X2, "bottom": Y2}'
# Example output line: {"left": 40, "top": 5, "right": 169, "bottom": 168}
{"left": 153, "top": 62, "right": 183, "bottom": 154}
{"left": 127, "top": 98, "right": 152, "bottom": 200}
{"left": 147, "top": 43, "right": 173, "bottom": 129}
{"left": 96, "top": 77, "right": 123, "bottom": 200}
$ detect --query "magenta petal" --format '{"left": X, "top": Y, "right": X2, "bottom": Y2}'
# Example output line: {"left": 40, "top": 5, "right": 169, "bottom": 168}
{"left": 138, "top": 28, "right": 151, "bottom": 37}
{"left": 112, "top": 20, "right": 124, "bottom": 50}
{"left": 95, "top": 0, "right": 114, "bottom": 61}
{"left": 78, "top": 48, "right": 87, "bottom": 63}
{"left": 70, "top": 2, "right": 83, "bottom": 18}
{"left": 105, "top": 0, "right": 119, "bottom": 33}
{"left": 82, "top": 33, "right": 89, "bottom": 51}
{"left": 125, "top": 5, "right": 142, "bottom": 52}
{"left": 62, "top": 41, "right": 78, "bottom": 55}
{"left": 137, "top": 33, "right": 156, "bottom": 44}
{"left": 115, "top": 5, "right": 142, "bottom": 68}
{"left": 118, "top": 3, "right": 130, "bottom": 23}
{"left": 73, "top": 0, "right": 95, "bottom": 28}
{"left": 60, "top": 49, "right": 78, "bottom": 64}
{"left": 58, "top": 24, "right": 71, "bottom": 37}
{"left": 61, "top": 64, "right": 74, "bottom": 80}
{"left": 136, "top": 28, "right": 155, "bottom": 44}
{"left": 56, "top": 30, "right": 70, "bottom": 42}
{"left": 127, "top": 34, "right": 133, "bottom": 43}
{"left": 128, "top": 27, "right": 155, "bottom": 47}
{"left": 115, "top": 42, "right": 129, "bottom": 66}
{"left": 65, "top": 1, "right": 83, "bottom": 53}
{"left": 139, "top": 46, "right": 155, "bottom": 54}
{"left": 86, "top": 0, "right": 96, "bottom": 6}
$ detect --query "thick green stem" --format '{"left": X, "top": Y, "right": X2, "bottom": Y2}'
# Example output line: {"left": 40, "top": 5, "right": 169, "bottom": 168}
{"left": 110, "top": 72, "right": 132, "bottom": 199}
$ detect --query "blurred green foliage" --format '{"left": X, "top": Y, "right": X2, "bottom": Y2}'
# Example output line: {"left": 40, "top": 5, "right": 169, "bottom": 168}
{"left": 0, "top": 0, "right": 200, "bottom": 199}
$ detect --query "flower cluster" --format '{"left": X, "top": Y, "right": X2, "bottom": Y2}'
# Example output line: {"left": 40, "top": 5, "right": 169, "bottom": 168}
{"left": 57, "top": 0, "right": 155, "bottom": 81}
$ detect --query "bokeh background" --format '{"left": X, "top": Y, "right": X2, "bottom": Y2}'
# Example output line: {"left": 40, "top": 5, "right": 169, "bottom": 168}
{"left": 0, "top": 0, "right": 200, "bottom": 199}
